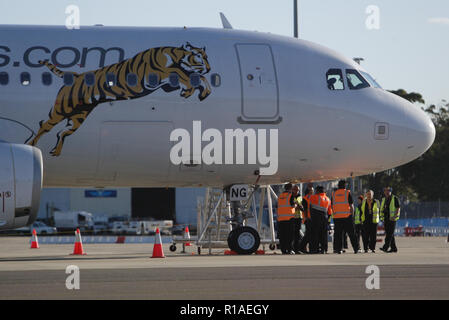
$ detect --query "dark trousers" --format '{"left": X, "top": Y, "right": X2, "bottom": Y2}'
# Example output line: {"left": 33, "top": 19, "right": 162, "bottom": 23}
{"left": 278, "top": 220, "right": 295, "bottom": 253}
{"left": 334, "top": 225, "right": 349, "bottom": 251}
{"left": 362, "top": 222, "right": 378, "bottom": 251}
{"left": 310, "top": 212, "right": 328, "bottom": 253}
{"left": 343, "top": 230, "right": 348, "bottom": 249}
{"left": 299, "top": 220, "right": 312, "bottom": 252}
{"left": 292, "top": 218, "right": 303, "bottom": 252}
{"left": 333, "top": 217, "right": 359, "bottom": 253}
{"left": 354, "top": 224, "right": 363, "bottom": 250}
{"left": 383, "top": 220, "right": 397, "bottom": 251}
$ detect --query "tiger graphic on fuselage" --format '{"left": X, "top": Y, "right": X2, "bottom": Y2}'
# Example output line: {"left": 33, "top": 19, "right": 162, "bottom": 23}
{"left": 27, "top": 42, "right": 212, "bottom": 156}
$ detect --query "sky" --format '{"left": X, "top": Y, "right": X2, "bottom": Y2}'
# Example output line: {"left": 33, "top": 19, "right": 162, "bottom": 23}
{"left": 0, "top": 0, "right": 448, "bottom": 106}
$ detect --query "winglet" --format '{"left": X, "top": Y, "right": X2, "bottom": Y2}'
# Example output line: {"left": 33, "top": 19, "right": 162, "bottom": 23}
{"left": 220, "top": 12, "right": 233, "bottom": 29}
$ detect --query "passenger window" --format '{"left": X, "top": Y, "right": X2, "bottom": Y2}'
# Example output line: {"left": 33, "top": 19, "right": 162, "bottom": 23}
{"left": 127, "top": 73, "right": 137, "bottom": 86}
{"left": 85, "top": 72, "right": 95, "bottom": 86}
{"left": 210, "top": 73, "right": 221, "bottom": 87}
{"left": 63, "top": 73, "right": 74, "bottom": 86}
{"left": 42, "top": 72, "right": 52, "bottom": 86}
{"left": 169, "top": 73, "right": 179, "bottom": 87}
{"left": 0, "top": 72, "right": 8, "bottom": 85}
{"left": 21, "top": 72, "right": 30, "bottom": 86}
{"left": 148, "top": 73, "right": 159, "bottom": 88}
{"left": 190, "top": 73, "right": 201, "bottom": 88}
{"left": 346, "top": 69, "right": 369, "bottom": 90}
{"left": 106, "top": 73, "right": 116, "bottom": 87}
{"left": 326, "top": 69, "right": 344, "bottom": 90}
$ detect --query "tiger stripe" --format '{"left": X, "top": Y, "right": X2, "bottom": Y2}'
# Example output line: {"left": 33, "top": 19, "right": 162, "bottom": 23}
{"left": 28, "top": 43, "right": 212, "bottom": 156}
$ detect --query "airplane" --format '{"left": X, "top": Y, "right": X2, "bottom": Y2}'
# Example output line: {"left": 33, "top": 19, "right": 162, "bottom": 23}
{"left": 0, "top": 17, "right": 435, "bottom": 254}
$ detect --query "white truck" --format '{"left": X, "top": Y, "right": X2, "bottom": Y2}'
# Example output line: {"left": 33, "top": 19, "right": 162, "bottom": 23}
{"left": 54, "top": 211, "right": 94, "bottom": 232}
{"left": 143, "top": 220, "right": 173, "bottom": 235}
{"left": 15, "top": 221, "right": 57, "bottom": 235}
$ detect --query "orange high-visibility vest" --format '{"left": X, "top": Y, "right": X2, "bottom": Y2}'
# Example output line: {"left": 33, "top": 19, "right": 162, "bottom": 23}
{"left": 277, "top": 192, "right": 295, "bottom": 221}
{"left": 332, "top": 189, "right": 351, "bottom": 219}
{"left": 308, "top": 193, "right": 332, "bottom": 217}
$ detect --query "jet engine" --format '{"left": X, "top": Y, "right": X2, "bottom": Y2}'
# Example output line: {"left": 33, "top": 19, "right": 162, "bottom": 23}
{"left": 0, "top": 142, "right": 42, "bottom": 230}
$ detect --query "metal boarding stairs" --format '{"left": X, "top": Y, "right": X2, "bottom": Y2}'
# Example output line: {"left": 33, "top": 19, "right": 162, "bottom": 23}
{"left": 196, "top": 188, "right": 232, "bottom": 248}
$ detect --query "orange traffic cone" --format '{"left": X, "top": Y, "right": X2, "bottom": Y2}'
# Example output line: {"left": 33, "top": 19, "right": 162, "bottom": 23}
{"left": 30, "top": 229, "right": 39, "bottom": 249}
{"left": 71, "top": 228, "right": 86, "bottom": 255}
{"left": 184, "top": 226, "right": 191, "bottom": 246}
{"left": 151, "top": 228, "right": 165, "bottom": 258}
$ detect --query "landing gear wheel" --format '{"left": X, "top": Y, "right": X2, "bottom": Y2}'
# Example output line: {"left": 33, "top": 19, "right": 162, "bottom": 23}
{"left": 269, "top": 243, "right": 276, "bottom": 251}
{"left": 169, "top": 244, "right": 177, "bottom": 252}
{"left": 227, "top": 229, "right": 238, "bottom": 252}
{"left": 229, "top": 226, "right": 260, "bottom": 255}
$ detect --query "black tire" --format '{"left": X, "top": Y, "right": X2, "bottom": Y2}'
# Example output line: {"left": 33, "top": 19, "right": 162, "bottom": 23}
{"left": 169, "top": 244, "right": 177, "bottom": 252}
{"left": 230, "top": 226, "right": 260, "bottom": 255}
{"left": 227, "top": 229, "right": 237, "bottom": 252}
{"left": 197, "top": 246, "right": 201, "bottom": 255}
{"left": 269, "top": 243, "right": 276, "bottom": 251}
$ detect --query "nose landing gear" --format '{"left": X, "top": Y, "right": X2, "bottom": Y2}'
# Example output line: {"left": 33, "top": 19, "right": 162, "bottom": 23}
{"left": 195, "top": 185, "right": 278, "bottom": 255}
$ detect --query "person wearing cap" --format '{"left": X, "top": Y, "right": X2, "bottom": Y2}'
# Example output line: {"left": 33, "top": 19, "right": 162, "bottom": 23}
{"left": 380, "top": 187, "right": 400, "bottom": 253}
{"left": 353, "top": 195, "right": 364, "bottom": 251}
{"left": 308, "top": 186, "right": 332, "bottom": 254}
{"left": 277, "top": 183, "right": 297, "bottom": 254}
{"left": 331, "top": 180, "right": 359, "bottom": 254}
{"left": 361, "top": 190, "right": 380, "bottom": 253}
{"left": 291, "top": 185, "right": 305, "bottom": 254}
{"left": 298, "top": 184, "right": 314, "bottom": 253}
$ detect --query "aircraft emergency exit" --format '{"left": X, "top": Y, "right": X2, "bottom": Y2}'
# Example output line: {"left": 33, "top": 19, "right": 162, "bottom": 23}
{"left": 0, "top": 23, "right": 435, "bottom": 234}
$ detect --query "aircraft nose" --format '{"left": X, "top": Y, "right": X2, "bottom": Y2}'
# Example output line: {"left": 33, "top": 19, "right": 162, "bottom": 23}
{"left": 402, "top": 103, "right": 435, "bottom": 162}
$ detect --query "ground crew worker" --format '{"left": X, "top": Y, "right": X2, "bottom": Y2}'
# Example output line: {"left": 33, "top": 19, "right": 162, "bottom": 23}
{"left": 380, "top": 187, "right": 400, "bottom": 253}
{"left": 354, "top": 195, "right": 364, "bottom": 250}
{"left": 361, "top": 190, "right": 380, "bottom": 253}
{"left": 292, "top": 185, "right": 305, "bottom": 254}
{"left": 331, "top": 180, "right": 359, "bottom": 254}
{"left": 298, "top": 184, "right": 314, "bottom": 253}
{"left": 277, "top": 183, "right": 296, "bottom": 254}
{"left": 333, "top": 187, "right": 349, "bottom": 253}
{"left": 308, "top": 186, "right": 332, "bottom": 254}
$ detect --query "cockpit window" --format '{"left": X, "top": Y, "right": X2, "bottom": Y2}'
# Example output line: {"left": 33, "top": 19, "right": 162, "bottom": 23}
{"left": 346, "top": 69, "right": 369, "bottom": 90}
{"left": 326, "top": 69, "right": 344, "bottom": 90}
{"left": 360, "top": 71, "right": 382, "bottom": 89}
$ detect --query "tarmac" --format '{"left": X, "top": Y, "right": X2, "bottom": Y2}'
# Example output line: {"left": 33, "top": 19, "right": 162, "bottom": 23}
{"left": 0, "top": 236, "right": 448, "bottom": 299}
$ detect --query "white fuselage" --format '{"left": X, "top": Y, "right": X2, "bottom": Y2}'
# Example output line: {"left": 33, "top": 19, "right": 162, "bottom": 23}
{"left": 0, "top": 25, "right": 435, "bottom": 188}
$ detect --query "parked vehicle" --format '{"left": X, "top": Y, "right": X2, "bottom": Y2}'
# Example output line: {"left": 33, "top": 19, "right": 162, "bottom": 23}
{"left": 16, "top": 221, "right": 57, "bottom": 235}
{"left": 171, "top": 225, "right": 185, "bottom": 236}
{"left": 125, "top": 221, "right": 141, "bottom": 235}
{"left": 108, "top": 216, "right": 128, "bottom": 231}
{"left": 54, "top": 211, "right": 94, "bottom": 232}
{"left": 145, "top": 220, "right": 173, "bottom": 235}
{"left": 93, "top": 221, "right": 108, "bottom": 234}
{"left": 111, "top": 221, "right": 127, "bottom": 234}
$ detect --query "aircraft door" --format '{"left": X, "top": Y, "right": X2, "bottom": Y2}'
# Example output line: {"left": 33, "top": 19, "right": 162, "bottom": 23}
{"left": 235, "top": 44, "right": 280, "bottom": 122}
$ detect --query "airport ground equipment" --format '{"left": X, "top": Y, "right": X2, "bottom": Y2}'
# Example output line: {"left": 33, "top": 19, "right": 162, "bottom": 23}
{"left": 171, "top": 185, "right": 279, "bottom": 255}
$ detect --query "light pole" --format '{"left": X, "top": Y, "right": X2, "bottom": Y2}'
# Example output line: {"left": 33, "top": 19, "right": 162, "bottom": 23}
{"left": 294, "top": 0, "right": 299, "bottom": 38}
